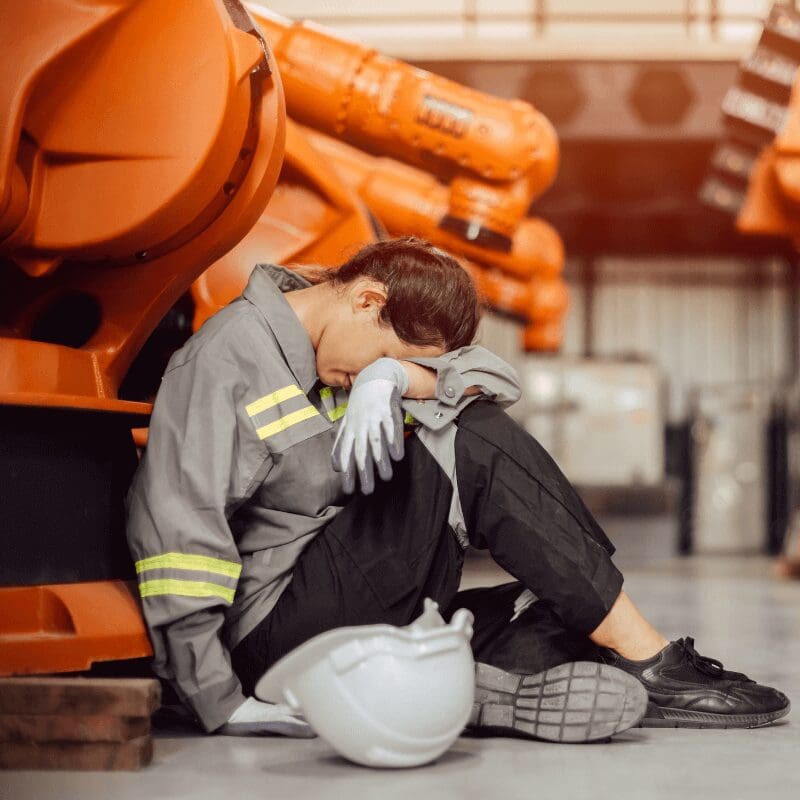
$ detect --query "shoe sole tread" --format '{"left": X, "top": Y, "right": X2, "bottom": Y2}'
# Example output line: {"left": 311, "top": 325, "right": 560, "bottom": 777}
{"left": 470, "top": 661, "right": 648, "bottom": 743}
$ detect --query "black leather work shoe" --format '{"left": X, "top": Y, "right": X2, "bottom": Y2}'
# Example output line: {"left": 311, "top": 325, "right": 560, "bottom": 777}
{"left": 601, "top": 637, "right": 791, "bottom": 729}
{"left": 469, "top": 661, "right": 648, "bottom": 742}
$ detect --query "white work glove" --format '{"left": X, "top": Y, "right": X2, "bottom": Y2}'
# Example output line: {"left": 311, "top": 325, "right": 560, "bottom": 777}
{"left": 218, "top": 697, "right": 316, "bottom": 738}
{"left": 331, "top": 357, "right": 409, "bottom": 495}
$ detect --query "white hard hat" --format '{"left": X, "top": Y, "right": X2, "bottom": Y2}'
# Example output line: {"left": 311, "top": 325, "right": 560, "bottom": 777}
{"left": 255, "top": 599, "right": 475, "bottom": 768}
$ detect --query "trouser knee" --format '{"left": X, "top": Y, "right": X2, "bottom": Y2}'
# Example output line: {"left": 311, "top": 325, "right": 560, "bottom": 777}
{"left": 452, "top": 400, "right": 623, "bottom": 633}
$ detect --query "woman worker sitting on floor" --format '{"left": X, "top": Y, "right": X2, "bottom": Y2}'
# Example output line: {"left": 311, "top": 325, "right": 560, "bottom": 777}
{"left": 126, "top": 237, "right": 790, "bottom": 739}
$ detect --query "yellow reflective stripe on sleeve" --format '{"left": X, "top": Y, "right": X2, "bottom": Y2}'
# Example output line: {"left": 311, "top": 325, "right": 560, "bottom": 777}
{"left": 256, "top": 405, "right": 320, "bottom": 440}
{"left": 319, "top": 387, "right": 334, "bottom": 400}
{"left": 138, "top": 579, "right": 235, "bottom": 603}
{"left": 404, "top": 412, "right": 416, "bottom": 425}
{"left": 135, "top": 552, "right": 241, "bottom": 579}
{"left": 328, "top": 404, "right": 347, "bottom": 422}
{"left": 246, "top": 385, "right": 303, "bottom": 417}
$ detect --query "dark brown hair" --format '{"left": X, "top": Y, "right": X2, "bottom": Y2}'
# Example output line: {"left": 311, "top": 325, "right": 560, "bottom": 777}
{"left": 328, "top": 237, "right": 480, "bottom": 352}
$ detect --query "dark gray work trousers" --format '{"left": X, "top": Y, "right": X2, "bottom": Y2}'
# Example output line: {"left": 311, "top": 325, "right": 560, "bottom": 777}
{"left": 232, "top": 400, "right": 624, "bottom": 695}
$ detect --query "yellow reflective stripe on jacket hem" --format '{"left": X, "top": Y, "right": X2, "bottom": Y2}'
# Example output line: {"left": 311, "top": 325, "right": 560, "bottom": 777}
{"left": 256, "top": 405, "right": 320, "bottom": 440}
{"left": 135, "top": 552, "right": 241, "bottom": 578}
{"left": 246, "top": 384, "right": 303, "bottom": 417}
{"left": 138, "top": 579, "right": 235, "bottom": 603}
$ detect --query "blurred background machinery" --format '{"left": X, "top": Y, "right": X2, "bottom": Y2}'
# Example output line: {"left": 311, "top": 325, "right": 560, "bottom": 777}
{"left": 519, "top": 357, "right": 666, "bottom": 492}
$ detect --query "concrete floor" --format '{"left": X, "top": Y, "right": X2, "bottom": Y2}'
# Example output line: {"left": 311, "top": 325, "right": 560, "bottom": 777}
{"left": 5, "top": 516, "right": 800, "bottom": 800}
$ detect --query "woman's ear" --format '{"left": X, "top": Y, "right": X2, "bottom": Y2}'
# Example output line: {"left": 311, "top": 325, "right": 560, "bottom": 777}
{"left": 351, "top": 278, "right": 388, "bottom": 317}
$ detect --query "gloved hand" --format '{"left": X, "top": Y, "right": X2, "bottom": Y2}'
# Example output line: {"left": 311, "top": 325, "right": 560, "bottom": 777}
{"left": 218, "top": 697, "right": 316, "bottom": 738}
{"left": 331, "top": 357, "right": 409, "bottom": 495}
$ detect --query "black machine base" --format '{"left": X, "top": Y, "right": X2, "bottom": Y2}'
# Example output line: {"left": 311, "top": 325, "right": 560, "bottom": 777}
{"left": 0, "top": 404, "right": 145, "bottom": 587}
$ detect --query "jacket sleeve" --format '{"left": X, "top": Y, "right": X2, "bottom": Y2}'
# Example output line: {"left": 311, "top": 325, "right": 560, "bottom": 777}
{"left": 402, "top": 345, "right": 522, "bottom": 431}
{"left": 125, "top": 345, "right": 271, "bottom": 733}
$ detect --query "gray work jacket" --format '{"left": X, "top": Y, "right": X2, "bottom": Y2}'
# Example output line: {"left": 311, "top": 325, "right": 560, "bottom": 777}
{"left": 125, "top": 264, "right": 521, "bottom": 732}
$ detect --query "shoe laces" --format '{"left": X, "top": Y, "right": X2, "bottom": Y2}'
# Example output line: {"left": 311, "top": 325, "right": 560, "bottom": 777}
{"left": 677, "top": 637, "right": 753, "bottom": 682}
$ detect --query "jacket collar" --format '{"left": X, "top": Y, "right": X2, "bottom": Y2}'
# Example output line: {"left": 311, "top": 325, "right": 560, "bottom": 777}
{"left": 242, "top": 264, "right": 318, "bottom": 393}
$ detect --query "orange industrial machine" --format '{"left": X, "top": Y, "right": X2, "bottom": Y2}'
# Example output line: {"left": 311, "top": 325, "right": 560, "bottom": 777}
{"left": 0, "top": 0, "right": 285, "bottom": 674}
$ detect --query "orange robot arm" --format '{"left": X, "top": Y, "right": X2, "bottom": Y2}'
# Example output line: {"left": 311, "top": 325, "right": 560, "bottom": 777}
{"left": 250, "top": 6, "right": 559, "bottom": 253}
{"left": 188, "top": 6, "right": 565, "bottom": 350}
{"left": 303, "top": 127, "right": 568, "bottom": 351}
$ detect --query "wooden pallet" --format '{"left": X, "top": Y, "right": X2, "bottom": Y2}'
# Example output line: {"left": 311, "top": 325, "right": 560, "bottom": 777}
{"left": 0, "top": 676, "right": 160, "bottom": 771}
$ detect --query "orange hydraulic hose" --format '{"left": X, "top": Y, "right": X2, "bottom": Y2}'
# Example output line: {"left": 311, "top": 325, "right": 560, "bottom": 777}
{"left": 249, "top": 6, "right": 558, "bottom": 252}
